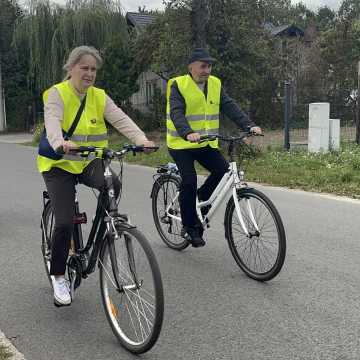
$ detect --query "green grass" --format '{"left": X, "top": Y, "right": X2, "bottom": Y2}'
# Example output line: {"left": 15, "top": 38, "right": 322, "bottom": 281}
{"left": 0, "top": 344, "right": 12, "bottom": 360}
{"left": 30, "top": 130, "right": 360, "bottom": 198}
{"left": 242, "top": 142, "right": 360, "bottom": 198}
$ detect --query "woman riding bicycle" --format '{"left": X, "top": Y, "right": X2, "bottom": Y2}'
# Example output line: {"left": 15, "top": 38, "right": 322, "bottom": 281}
{"left": 167, "top": 47, "right": 262, "bottom": 247}
{"left": 37, "top": 45, "right": 155, "bottom": 307}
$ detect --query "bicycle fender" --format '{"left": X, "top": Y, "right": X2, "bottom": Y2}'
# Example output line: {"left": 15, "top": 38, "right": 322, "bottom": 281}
{"left": 150, "top": 175, "right": 181, "bottom": 199}
{"left": 224, "top": 187, "right": 254, "bottom": 240}
{"left": 150, "top": 177, "right": 164, "bottom": 199}
{"left": 115, "top": 221, "right": 136, "bottom": 231}
{"left": 235, "top": 186, "right": 254, "bottom": 196}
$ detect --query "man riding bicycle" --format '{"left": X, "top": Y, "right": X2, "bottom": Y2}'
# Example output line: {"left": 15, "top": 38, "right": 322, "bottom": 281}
{"left": 166, "top": 47, "right": 262, "bottom": 247}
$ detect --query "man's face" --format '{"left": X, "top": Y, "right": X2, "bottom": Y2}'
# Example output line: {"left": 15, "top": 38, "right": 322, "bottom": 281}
{"left": 189, "top": 61, "right": 212, "bottom": 83}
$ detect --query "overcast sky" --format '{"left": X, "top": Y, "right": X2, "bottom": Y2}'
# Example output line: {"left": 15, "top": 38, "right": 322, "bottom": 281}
{"left": 121, "top": 0, "right": 342, "bottom": 12}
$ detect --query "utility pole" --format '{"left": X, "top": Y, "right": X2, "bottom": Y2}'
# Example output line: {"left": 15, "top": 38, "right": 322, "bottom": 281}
{"left": 0, "top": 57, "right": 5, "bottom": 132}
{"left": 356, "top": 61, "right": 360, "bottom": 144}
{"left": 284, "top": 80, "right": 291, "bottom": 150}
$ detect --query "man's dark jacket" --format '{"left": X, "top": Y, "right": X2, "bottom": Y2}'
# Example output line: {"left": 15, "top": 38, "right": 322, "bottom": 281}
{"left": 169, "top": 77, "right": 255, "bottom": 139}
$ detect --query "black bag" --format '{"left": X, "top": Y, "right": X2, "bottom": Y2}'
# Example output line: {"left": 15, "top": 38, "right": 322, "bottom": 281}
{"left": 38, "top": 95, "right": 87, "bottom": 160}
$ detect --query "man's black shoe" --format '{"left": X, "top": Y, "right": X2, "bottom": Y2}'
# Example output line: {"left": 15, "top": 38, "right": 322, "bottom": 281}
{"left": 185, "top": 226, "right": 205, "bottom": 247}
{"left": 200, "top": 204, "right": 211, "bottom": 217}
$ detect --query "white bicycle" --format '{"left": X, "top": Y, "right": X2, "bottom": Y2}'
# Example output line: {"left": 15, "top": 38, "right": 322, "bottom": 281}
{"left": 151, "top": 132, "right": 286, "bottom": 281}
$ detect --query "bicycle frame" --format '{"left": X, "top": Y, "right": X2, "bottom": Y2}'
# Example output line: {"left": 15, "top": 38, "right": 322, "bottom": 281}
{"left": 41, "top": 151, "right": 137, "bottom": 298}
{"left": 164, "top": 160, "right": 260, "bottom": 236}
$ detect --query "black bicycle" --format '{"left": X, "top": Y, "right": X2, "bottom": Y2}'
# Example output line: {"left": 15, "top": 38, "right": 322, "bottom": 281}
{"left": 41, "top": 145, "right": 164, "bottom": 354}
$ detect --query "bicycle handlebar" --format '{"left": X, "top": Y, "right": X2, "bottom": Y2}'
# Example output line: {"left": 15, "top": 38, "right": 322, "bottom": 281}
{"left": 57, "top": 144, "right": 159, "bottom": 159}
{"left": 198, "top": 131, "right": 264, "bottom": 144}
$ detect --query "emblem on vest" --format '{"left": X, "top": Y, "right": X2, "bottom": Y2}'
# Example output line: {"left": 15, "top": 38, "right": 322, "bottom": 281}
{"left": 90, "top": 118, "right": 97, "bottom": 124}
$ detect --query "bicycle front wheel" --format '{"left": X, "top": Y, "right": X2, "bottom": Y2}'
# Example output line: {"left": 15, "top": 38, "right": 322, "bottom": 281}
{"left": 224, "top": 188, "right": 286, "bottom": 281}
{"left": 99, "top": 226, "right": 164, "bottom": 354}
{"left": 151, "top": 175, "right": 189, "bottom": 250}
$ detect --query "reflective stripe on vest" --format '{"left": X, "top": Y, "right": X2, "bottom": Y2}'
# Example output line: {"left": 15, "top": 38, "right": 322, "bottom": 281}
{"left": 166, "top": 114, "right": 219, "bottom": 122}
{"left": 167, "top": 128, "right": 219, "bottom": 138}
{"left": 166, "top": 75, "right": 221, "bottom": 150}
{"left": 37, "top": 80, "right": 108, "bottom": 174}
{"left": 70, "top": 133, "right": 108, "bottom": 142}
{"left": 62, "top": 153, "right": 98, "bottom": 161}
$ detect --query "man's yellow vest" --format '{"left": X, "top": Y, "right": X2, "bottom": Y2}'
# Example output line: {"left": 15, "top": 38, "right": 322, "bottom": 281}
{"left": 37, "top": 80, "right": 108, "bottom": 174}
{"left": 166, "top": 74, "right": 221, "bottom": 149}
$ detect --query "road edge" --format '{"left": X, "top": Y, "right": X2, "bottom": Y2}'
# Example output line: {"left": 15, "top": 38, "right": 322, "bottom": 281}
{"left": 0, "top": 330, "right": 26, "bottom": 360}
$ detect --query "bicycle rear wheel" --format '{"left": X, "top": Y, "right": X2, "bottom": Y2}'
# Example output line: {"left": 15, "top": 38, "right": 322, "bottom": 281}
{"left": 151, "top": 175, "right": 189, "bottom": 250}
{"left": 99, "top": 226, "right": 164, "bottom": 354}
{"left": 224, "top": 188, "right": 286, "bottom": 281}
{"left": 41, "top": 201, "right": 54, "bottom": 285}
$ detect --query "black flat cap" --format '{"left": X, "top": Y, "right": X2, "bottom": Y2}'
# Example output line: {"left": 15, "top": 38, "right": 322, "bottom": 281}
{"left": 188, "top": 48, "right": 216, "bottom": 64}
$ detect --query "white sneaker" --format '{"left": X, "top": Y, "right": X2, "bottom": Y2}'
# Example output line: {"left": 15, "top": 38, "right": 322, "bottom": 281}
{"left": 52, "top": 277, "right": 71, "bottom": 307}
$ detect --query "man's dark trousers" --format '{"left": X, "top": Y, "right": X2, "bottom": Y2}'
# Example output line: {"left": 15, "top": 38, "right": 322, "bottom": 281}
{"left": 169, "top": 145, "right": 229, "bottom": 228}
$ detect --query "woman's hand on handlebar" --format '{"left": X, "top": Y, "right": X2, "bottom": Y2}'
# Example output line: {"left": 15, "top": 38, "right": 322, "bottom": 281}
{"left": 186, "top": 132, "right": 201, "bottom": 143}
{"left": 62, "top": 140, "right": 78, "bottom": 153}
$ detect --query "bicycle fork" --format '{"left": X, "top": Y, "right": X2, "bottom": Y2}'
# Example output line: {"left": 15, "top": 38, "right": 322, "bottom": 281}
{"left": 232, "top": 187, "right": 260, "bottom": 237}
{"left": 103, "top": 219, "right": 140, "bottom": 293}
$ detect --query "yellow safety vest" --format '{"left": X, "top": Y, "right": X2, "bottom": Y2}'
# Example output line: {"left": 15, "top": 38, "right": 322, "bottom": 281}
{"left": 166, "top": 74, "right": 221, "bottom": 149}
{"left": 37, "top": 80, "right": 108, "bottom": 174}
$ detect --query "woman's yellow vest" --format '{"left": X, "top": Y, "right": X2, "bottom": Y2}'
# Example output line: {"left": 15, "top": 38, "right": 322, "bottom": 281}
{"left": 37, "top": 81, "right": 108, "bottom": 174}
{"left": 166, "top": 74, "right": 221, "bottom": 150}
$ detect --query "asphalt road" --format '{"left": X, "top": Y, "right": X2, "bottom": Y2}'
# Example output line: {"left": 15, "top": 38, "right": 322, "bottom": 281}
{"left": 1, "top": 142, "right": 360, "bottom": 360}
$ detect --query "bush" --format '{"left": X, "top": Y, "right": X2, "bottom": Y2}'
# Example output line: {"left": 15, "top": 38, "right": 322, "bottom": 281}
{"left": 33, "top": 121, "right": 44, "bottom": 144}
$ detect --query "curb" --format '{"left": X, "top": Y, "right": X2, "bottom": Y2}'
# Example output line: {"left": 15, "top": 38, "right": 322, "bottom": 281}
{"left": 0, "top": 133, "right": 33, "bottom": 144}
{"left": 0, "top": 330, "right": 26, "bottom": 360}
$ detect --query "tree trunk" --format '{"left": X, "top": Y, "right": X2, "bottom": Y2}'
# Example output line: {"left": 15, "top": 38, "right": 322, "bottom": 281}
{"left": 191, "top": 0, "right": 209, "bottom": 47}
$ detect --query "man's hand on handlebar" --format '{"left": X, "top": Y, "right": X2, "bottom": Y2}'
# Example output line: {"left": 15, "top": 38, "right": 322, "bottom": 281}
{"left": 186, "top": 132, "right": 201, "bottom": 143}
{"left": 250, "top": 126, "right": 262, "bottom": 135}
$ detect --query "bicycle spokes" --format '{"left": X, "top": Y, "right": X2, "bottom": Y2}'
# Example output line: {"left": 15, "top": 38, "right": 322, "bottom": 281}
{"left": 99, "top": 228, "right": 163, "bottom": 351}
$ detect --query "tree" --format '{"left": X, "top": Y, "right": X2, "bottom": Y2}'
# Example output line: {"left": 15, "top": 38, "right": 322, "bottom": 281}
{"left": 338, "top": 0, "right": 360, "bottom": 21}
{"left": 191, "top": 0, "right": 209, "bottom": 47}
{"left": 98, "top": 35, "right": 143, "bottom": 105}
{"left": 316, "top": 6, "right": 336, "bottom": 31}
{"left": 13, "top": 0, "right": 129, "bottom": 92}
{"left": 0, "top": 0, "right": 31, "bottom": 130}
{"left": 9, "top": 0, "right": 136, "bottom": 128}
{"left": 134, "top": 3, "right": 192, "bottom": 78}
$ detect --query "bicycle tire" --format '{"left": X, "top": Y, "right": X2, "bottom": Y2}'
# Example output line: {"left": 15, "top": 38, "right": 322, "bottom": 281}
{"left": 99, "top": 226, "right": 164, "bottom": 354}
{"left": 224, "top": 188, "right": 286, "bottom": 281}
{"left": 41, "top": 201, "right": 54, "bottom": 286}
{"left": 151, "top": 175, "right": 189, "bottom": 250}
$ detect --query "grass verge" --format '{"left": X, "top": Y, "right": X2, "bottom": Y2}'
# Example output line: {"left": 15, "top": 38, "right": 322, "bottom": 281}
{"left": 30, "top": 130, "right": 360, "bottom": 198}
{"left": 242, "top": 142, "right": 360, "bottom": 198}
{"left": 0, "top": 344, "right": 12, "bottom": 360}
{"left": 110, "top": 132, "right": 360, "bottom": 199}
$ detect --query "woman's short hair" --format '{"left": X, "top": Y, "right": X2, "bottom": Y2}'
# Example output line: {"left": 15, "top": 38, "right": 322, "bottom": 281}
{"left": 63, "top": 46, "right": 103, "bottom": 80}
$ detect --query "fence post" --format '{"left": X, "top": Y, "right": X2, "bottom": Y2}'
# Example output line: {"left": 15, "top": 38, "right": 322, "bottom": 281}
{"left": 0, "top": 58, "right": 5, "bottom": 132}
{"left": 284, "top": 80, "right": 291, "bottom": 150}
